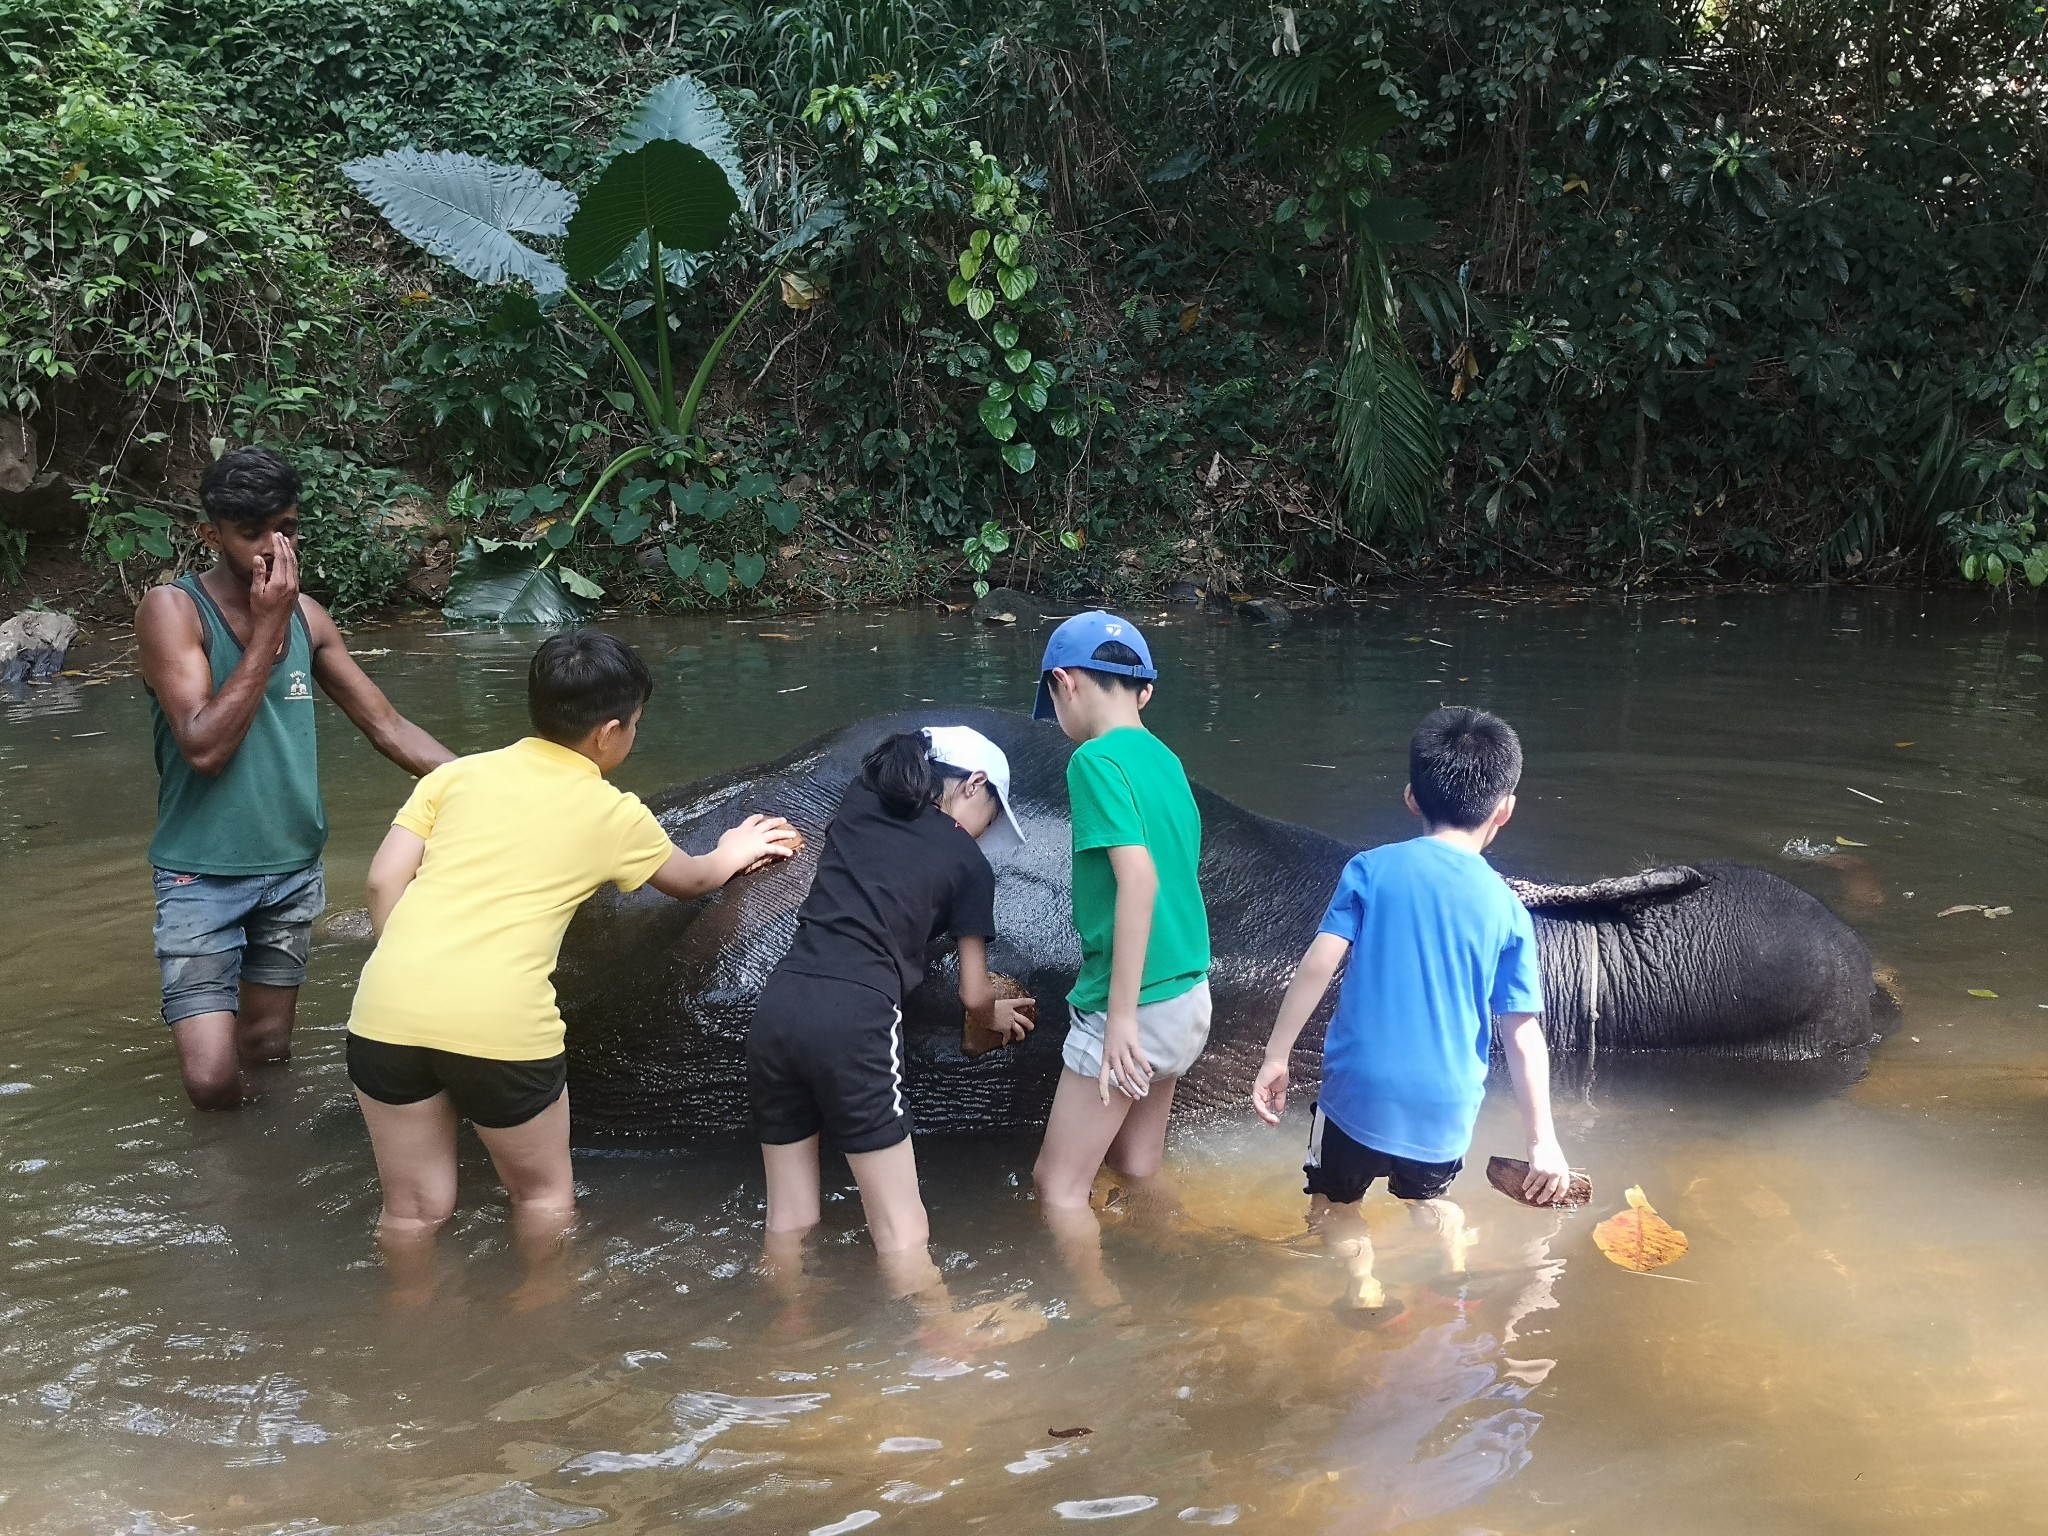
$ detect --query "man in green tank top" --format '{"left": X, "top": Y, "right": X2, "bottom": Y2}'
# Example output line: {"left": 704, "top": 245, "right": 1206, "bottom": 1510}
{"left": 137, "top": 448, "right": 453, "bottom": 1110}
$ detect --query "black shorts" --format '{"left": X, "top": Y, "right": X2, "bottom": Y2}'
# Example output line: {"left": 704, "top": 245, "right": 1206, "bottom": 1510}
{"left": 346, "top": 1034, "right": 566, "bottom": 1130}
{"left": 1304, "top": 1103, "right": 1462, "bottom": 1204}
{"left": 747, "top": 970, "right": 909, "bottom": 1154}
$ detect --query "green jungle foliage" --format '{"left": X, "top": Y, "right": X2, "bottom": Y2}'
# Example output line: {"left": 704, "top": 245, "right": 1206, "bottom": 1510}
{"left": 3, "top": 0, "right": 2045, "bottom": 614}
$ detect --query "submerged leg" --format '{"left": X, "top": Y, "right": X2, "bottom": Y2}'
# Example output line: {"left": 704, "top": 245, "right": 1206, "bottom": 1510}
{"left": 1313, "top": 1194, "right": 1384, "bottom": 1310}
{"left": 355, "top": 1088, "right": 461, "bottom": 1306}
{"left": 476, "top": 1093, "right": 579, "bottom": 1310}
{"left": 1034, "top": 1069, "right": 1136, "bottom": 1310}
{"left": 171, "top": 1012, "right": 244, "bottom": 1111}
{"left": 762, "top": 1135, "right": 825, "bottom": 1235}
{"left": 1409, "top": 1196, "right": 1477, "bottom": 1275}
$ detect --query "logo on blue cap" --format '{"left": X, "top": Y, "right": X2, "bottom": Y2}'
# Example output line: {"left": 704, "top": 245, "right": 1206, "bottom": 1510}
{"left": 1032, "top": 610, "right": 1157, "bottom": 721}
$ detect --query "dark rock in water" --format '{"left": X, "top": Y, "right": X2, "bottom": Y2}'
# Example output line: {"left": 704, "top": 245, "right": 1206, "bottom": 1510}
{"left": 971, "top": 586, "right": 1044, "bottom": 625}
{"left": 315, "top": 907, "right": 375, "bottom": 944}
{"left": 0, "top": 610, "right": 79, "bottom": 683}
{"left": 1237, "top": 598, "right": 1293, "bottom": 628}
{"left": 1165, "top": 581, "right": 1206, "bottom": 604}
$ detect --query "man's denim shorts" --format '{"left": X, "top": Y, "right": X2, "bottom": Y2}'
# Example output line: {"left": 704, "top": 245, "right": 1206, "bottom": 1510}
{"left": 151, "top": 863, "right": 326, "bottom": 1025}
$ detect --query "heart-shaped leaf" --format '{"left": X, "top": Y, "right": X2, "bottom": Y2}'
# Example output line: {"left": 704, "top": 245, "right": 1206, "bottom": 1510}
{"left": 978, "top": 397, "right": 1017, "bottom": 440}
{"left": 734, "top": 550, "right": 767, "bottom": 588}
{"left": 543, "top": 520, "right": 576, "bottom": 549}
{"left": 562, "top": 139, "right": 740, "bottom": 282}
{"left": 664, "top": 541, "right": 701, "bottom": 580}
{"left": 1018, "top": 380, "right": 1049, "bottom": 413}
{"left": 735, "top": 471, "right": 777, "bottom": 499}
{"left": 443, "top": 538, "right": 594, "bottom": 624}
{"left": 965, "top": 287, "right": 995, "bottom": 321}
{"left": 700, "top": 559, "right": 732, "bottom": 596}
{"left": 1002, "top": 441, "right": 1038, "bottom": 473}
{"left": 764, "top": 499, "right": 802, "bottom": 534}
{"left": 993, "top": 320, "right": 1020, "bottom": 349}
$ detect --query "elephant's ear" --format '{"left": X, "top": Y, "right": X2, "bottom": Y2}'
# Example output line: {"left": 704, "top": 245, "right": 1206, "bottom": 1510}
{"left": 1507, "top": 865, "right": 1708, "bottom": 911}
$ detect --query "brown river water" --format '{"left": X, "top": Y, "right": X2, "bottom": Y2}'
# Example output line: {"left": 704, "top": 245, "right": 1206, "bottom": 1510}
{"left": 1, "top": 592, "right": 2044, "bottom": 1535}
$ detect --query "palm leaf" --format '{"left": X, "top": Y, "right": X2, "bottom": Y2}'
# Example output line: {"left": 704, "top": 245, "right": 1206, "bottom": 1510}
{"left": 342, "top": 150, "right": 572, "bottom": 295}
{"left": 1334, "top": 259, "right": 1444, "bottom": 537}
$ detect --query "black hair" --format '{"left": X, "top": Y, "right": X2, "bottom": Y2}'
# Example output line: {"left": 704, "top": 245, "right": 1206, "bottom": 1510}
{"left": 527, "top": 630, "right": 654, "bottom": 745}
{"left": 1042, "top": 637, "right": 1153, "bottom": 703}
{"left": 860, "top": 730, "right": 995, "bottom": 819}
{"left": 1408, "top": 706, "right": 1523, "bottom": 830}
{"left": 199, "top": 447, "right": 301, "bottom": 534}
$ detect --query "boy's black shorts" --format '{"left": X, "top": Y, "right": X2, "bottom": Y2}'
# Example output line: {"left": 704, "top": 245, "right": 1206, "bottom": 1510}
{"left": 346, "top": 1034, "right": 565, "bottom": 1130}
{"left": 747, "top": 970, "right": 910, "bottom": 1154}
{"left": 1304, "top": 1102, "right": 1462, "bottom": 1204}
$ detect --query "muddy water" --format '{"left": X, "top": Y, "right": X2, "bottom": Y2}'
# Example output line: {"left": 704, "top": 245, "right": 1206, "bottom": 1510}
{"left": 2, "top": 592, "right": 2045, "bottom": 1535}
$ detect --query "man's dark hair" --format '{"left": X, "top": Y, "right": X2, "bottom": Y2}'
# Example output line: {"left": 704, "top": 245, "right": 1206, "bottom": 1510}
{"left": 1044, "top": 639, "right": 1151, "bottom": 701}
{"left": 199, "top": 447, "right": 301, "bottom": 534}
{"left": 528, "top": 630, "right": 654, "bottom": 745}
{"left": 1409, "top": 706, "right": 1522, "bottom": 829}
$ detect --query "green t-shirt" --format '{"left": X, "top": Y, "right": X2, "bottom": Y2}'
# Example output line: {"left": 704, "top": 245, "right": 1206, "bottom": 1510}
{"left": 1065, "top": 726, "right": 1210, "bottom": 1012}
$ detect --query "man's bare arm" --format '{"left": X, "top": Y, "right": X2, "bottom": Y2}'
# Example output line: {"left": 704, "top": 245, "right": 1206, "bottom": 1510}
{"left": 136, "top": 536, "right": 299, "bottom": 777}
{"left": 304, "top": 599, "right": 454, "bottom": 776}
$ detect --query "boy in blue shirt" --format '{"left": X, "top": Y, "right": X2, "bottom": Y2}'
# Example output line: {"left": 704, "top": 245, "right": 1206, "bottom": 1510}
{"left": 1252, "top": 706, "right": 1569, "bottom": 1309}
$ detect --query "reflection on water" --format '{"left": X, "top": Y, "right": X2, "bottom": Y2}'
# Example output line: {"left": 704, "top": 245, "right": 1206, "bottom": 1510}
{"left": 2, "top": 592, "right": 2046, "bottom": 1533}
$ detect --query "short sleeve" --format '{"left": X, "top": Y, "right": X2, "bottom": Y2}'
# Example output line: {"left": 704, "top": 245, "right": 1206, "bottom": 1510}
{"left": 392, "top": 761, "right": 453, "bottom": 839}
{"left": 1067, "top": 749, "right": 1145, "bottom": 852}
{"left": 948, "top": 846, "right": 997, "bottom": 940}
{"left": 1317, "top": 854, "right": 1371, "bottom": 941}
{"left": 610, "top": 792, "right": 677, "bottom": 892}
{"left": 1490, "top": 898, "right": 1546, "bottom": 1015}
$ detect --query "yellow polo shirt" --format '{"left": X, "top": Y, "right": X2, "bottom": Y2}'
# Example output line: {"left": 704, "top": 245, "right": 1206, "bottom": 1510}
{"left": 347, "top": 736, "right": 675, "bottom": 1060}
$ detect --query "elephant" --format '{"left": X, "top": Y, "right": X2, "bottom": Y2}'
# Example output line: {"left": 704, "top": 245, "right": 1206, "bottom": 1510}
{"left": 556, "top": 707, "right": 1890, "bottom": 1142}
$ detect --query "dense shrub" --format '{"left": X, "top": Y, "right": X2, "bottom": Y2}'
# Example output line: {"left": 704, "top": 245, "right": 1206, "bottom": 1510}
{"left": 5, "top": 0, "right": 2045, "bottom": 603}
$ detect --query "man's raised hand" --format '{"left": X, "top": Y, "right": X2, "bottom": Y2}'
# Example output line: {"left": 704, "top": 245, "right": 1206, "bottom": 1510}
{"left": 250, "top": 532, "right": 300, "bottom": 631}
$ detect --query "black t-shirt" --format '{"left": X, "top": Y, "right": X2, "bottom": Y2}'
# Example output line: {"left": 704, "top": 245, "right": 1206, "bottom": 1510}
{"left": 779, "top": 780, "right": 998, "bottom": 1000}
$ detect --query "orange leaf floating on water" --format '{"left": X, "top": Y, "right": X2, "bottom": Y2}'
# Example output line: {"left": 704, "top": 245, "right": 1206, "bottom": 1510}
{"left": 1593, "top": 1185, "right": 1689, "bottom": 1273}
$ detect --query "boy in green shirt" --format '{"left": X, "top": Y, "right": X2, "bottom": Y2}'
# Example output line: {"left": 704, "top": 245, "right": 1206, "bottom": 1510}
{"left": 1030, "top": 613, "right": 1210, "bottom": 1297}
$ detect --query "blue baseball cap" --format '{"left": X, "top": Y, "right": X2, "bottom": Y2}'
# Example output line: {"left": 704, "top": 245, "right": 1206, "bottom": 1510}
{"left": 1032, "top": 610, "right": 1157, "bottom": 721}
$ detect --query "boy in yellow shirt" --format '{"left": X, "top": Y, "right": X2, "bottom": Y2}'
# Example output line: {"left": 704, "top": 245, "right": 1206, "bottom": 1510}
{"left": 345, "top": 631, "right": 795, "bottom": 1289}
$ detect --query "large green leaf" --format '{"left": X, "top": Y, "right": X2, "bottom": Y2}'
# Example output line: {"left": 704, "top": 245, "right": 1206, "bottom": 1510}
{"left": 562, "top": 140, "right": 741, "bottom": 283}
{"left": 591, "top": 75, "right": 752, "bottom": 291}
{"left": 610, "top": 75, "right": 748, "bottom": 203}
{"left": 342, "top": 150, "right": 573, "bottom": 295}
{"left": 442, "top": 538, "right": 595, "bottom": 624}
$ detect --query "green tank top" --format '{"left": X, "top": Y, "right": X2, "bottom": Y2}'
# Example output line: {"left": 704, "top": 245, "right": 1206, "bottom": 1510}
{"left": 148, "top": 574, "right": 326, "bottom": 875}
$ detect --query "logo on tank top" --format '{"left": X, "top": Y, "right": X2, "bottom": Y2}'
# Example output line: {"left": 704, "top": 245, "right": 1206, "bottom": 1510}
{"left": 287, "top": 669, "right": 311, "bottom": 700}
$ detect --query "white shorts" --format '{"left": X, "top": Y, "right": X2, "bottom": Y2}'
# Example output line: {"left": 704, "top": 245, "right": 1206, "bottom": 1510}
{"left": 1061, "top": 977, "right": 1213, "bottom": 1084}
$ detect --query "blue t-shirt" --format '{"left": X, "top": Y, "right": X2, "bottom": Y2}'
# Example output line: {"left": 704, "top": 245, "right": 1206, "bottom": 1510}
{"left": 1315, "top": 837, "right": 1545, "bottom": 1163}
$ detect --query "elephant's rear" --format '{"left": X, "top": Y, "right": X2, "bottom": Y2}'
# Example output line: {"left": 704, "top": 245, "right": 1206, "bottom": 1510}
{"left": 1540, "top": 861, "right": 1884, "bottom": 1069}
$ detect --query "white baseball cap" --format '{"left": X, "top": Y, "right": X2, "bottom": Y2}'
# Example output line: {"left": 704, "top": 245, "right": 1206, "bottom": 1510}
{"left": 922, "top": 725, "right": 1027, "bottom": 859}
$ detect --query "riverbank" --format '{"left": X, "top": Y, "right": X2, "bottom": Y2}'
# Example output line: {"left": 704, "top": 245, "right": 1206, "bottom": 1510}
{"left": 7, "top": 529, "right": 2026, "bottom": 644}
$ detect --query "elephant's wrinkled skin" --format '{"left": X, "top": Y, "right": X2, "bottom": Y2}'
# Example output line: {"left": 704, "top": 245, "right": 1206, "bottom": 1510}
{"left": 557, "top": 708, "right": 1887, "bottom": 1141}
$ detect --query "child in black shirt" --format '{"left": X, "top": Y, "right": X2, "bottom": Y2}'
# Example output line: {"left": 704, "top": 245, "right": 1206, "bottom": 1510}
{"left": 749, "top": 726, "right": 1034, "bottom": 1300}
